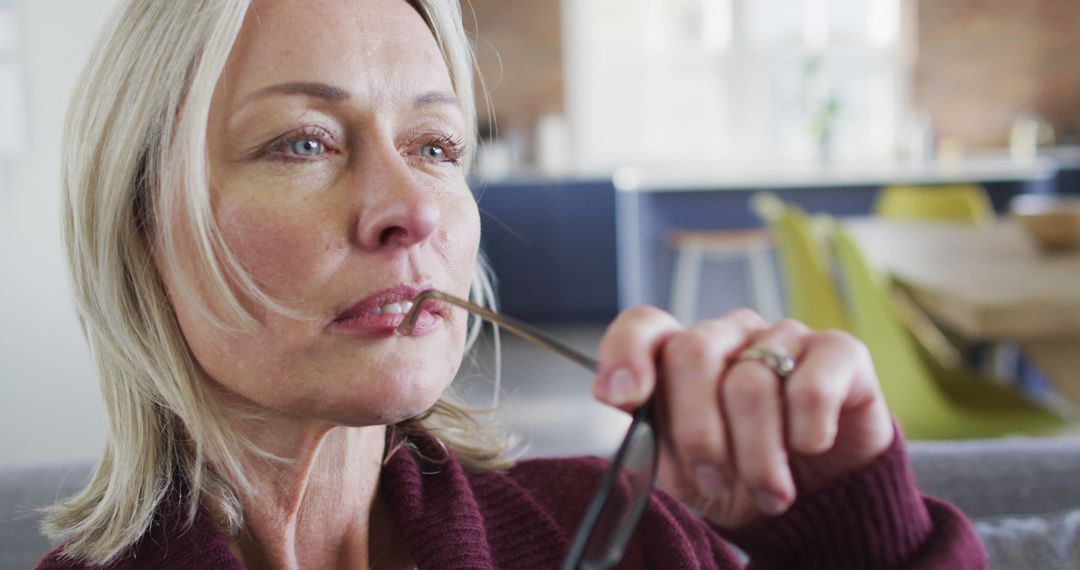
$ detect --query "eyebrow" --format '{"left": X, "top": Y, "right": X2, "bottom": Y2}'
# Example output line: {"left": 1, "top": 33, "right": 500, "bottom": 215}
{"left": 234, "top": 81, "right": 461, "bottom": 113}
{"left": 413, "top": 90, "right": 463, "bottom": 110}
{"left": 239, "top": 81, "right": 352, "bottom": 107}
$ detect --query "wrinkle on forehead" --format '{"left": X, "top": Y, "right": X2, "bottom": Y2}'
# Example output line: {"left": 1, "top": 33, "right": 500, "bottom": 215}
{"left": 246, "top": 0, "right": 429, "bottom": 35}
{"left": 238, "top": 0, "right": 443, "bottom": 64}
{"left": 223, "top": 0, "right": 452, "bottom": 111}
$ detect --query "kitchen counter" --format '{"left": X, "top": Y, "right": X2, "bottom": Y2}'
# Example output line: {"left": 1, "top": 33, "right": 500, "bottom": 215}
{"left": 610, "top": 151, "right": 1079, "bottom": 314}
{"left": 471, "top": 148, "right": 1080, "bottom": 322}
{"left": 612, "top": 153, "right": 1063, "bottom": 193}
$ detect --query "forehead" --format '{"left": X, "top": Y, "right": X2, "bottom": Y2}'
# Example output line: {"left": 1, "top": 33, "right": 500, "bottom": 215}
{"left": 222, "top": 0, "right": 452, "bottom": 104}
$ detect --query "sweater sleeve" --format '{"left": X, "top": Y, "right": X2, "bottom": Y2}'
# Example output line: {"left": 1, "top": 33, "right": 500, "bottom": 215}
{"left": 719, "top": 433, "right": 988, "bottom": 570}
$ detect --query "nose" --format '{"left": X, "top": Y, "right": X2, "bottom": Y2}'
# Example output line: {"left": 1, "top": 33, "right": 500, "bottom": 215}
{"left": 354, "top": 150, "right": 440, "bottom": 251}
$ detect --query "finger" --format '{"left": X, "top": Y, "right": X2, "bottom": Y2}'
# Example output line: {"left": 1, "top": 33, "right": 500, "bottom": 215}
{"left": 783, "top": 330, "right": 862, "bottom": 455}
{"left": 788, "top": 330, "right": 894, "bottom": 457}
{"left": 657, "top": 436, "right": 698, "bottom": 500}
{"left": 593, "top": 306, "right": 683, "bottom": 410}
{"left": 660, "top": 317, "right": 766, "bottom": 497}
{"left": 724, "top": 320, "right": 806, "bottom": 515}
{"left": 716, "top": 307, "right": 771, "bottom": 331}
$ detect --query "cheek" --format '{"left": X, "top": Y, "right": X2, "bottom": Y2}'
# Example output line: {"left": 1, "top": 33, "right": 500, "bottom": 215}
{"left": 444, "top": 196, "right": 482, "bottom": 294}
{"left": 216, "top": 198, "right": 346, "bottom": 301}
{"left": 166, "top": 181, "right": 482, "bottom": 423}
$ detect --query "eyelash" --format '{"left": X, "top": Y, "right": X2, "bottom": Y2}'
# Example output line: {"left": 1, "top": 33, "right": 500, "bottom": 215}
{"left": 414, "top": 132, "right": 466, "bottom": 167}
{"left": 263, "top": 127, "right": 338, "bottom": 164}
{"left": 260, "top": 129, "right": 466, "bottom": 167}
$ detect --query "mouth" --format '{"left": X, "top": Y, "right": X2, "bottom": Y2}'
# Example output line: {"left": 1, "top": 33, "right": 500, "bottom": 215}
{"left": 329, "top": 285, "right": 445, "bottom": 336}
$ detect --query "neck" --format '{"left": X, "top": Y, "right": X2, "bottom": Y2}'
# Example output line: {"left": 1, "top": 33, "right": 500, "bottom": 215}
{"left": 226, "top": 422, "right": 411, "bottom": 570}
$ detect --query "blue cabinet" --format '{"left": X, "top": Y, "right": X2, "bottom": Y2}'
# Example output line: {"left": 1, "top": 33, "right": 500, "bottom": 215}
{"left": 473, "top": 178, "right": 619, "bottom": 322}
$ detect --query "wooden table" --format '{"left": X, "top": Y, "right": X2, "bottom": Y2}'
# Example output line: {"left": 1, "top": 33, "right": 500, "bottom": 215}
{"left": 844, "top": 218, "right": 1080, "bottom": 404}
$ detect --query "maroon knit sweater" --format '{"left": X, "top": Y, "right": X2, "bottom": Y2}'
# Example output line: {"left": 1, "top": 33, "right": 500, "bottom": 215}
{"left": 36, "top": 431, "right": 986, "bottom": 569}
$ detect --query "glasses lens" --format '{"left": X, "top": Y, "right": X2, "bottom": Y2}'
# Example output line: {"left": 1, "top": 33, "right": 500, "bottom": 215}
{"left": 579, "top": 420, "right": 658, "bottom": 569}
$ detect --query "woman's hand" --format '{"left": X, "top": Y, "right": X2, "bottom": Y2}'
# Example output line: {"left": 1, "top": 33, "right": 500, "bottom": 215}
{"left": 592, "top": 306, "right": 895, "bottom": 529}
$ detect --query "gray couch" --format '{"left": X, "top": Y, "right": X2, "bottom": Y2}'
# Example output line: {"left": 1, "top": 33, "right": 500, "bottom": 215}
{"left": 4, "top": 438, "right": 1080, "bottom": 569}
{"left": 1, "top": 461, "right": 92, "bottom": 569}
{"left": 909, "top": 438, "right": 1080, "bottom": 568}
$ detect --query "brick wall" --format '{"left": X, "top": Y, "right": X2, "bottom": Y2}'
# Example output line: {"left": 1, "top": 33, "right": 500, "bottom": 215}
{"left": 916, "top": 0, "right": 1080, "bottom": 148}
{"left": 465, "top": 0, "right": 563, "bottom": 136}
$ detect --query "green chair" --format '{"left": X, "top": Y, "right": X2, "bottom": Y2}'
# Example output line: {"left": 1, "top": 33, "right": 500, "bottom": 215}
{"left": 874, "top": 183, "right": 994, "bottom": 224}
{"left": 829, "top": 221, "right": 1065, "bottom": 439}
{"left": 750, "top": 193, "right": 847, "bottom": 332}
{"left": 877, "top": 183, "right": 1021, "bottom": 385}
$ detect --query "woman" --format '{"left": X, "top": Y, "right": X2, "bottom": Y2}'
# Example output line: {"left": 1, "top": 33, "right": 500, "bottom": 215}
{"left": 37, "top": 0, "right": 984, "bottom": 568}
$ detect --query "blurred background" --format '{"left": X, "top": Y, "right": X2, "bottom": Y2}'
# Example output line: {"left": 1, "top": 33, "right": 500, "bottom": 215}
{"left": 3, "top": 0, "right": 1080, "bottom": 468}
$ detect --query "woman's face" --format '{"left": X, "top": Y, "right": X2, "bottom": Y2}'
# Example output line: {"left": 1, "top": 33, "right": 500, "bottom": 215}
{"left": 164, "top": 0, "right": 480, "bottom": 426}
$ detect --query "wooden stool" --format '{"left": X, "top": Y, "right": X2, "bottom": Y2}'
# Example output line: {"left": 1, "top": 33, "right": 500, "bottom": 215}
{"left": 668, "top": 229, "right": 782, "bottom": 324}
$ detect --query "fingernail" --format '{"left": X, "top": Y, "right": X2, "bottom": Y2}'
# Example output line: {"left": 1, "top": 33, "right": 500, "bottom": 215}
{"left": 754, "top": 490, "right": 789, "bottom": 516}
{"left": 607, "top": 368, "right": 637, "bottom": 405}
{"left": 695, "top": 465, "right": 731, "bottom": 497}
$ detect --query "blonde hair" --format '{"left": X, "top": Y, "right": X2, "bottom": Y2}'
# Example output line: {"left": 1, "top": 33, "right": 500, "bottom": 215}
{"left": 45, "top": 0, "right": 508, "bottom": 564}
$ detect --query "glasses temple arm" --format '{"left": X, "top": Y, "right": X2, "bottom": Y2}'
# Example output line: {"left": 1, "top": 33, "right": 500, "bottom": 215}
{"left": 398, "top": 289, "right": 599, "bottom": 372}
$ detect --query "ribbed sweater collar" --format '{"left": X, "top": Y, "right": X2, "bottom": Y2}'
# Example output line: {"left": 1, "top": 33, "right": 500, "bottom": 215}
{"left": 380, "top": 431, "right": 497, "bottom": 568}
{"left": 380, "top": 430, "right": 568, "bottom": 569}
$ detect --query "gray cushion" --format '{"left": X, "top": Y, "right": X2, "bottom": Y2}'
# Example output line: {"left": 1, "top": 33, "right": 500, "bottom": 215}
{"left": 909, "top": 437, "right": 1080, "bottom": 569}
{"left": 0, "top": 462, "right": 93, "bottom": 569}
{"left": 974, "top": 510, "right": 1080, "bottom": 570}
{"left": 909, "top": 437, "right": 1080, "bottom": 519}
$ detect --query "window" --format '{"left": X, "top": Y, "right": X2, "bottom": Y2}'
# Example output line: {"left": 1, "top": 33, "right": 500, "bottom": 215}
{"left": 563, "top": 0, "right": 910, "bottom": 173}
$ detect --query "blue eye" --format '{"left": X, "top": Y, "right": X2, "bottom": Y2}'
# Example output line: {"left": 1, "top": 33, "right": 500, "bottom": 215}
{"left": 420, "top": 144, "right": 446, "bottom": 160}
{"left": 290, "top": 138, "right": 324, "bottom": 156}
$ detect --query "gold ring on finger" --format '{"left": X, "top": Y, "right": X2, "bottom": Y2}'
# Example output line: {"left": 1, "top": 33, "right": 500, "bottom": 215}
{"left": 737, "top": 345, "right": 797, "bottom": 379}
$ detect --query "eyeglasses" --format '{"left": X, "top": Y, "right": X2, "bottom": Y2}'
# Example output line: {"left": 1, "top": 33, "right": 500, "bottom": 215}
{"left": 398, "top": 290, "right": 659, "bottom": 570}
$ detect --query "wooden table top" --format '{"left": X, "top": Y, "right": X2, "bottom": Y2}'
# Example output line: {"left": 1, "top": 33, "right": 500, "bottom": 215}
{"left": 843, "top": 218, "right": 1080, "bottom": 341}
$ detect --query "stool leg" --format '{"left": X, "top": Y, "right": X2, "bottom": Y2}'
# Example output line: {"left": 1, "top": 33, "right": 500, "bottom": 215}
{"left": 671, "top": 244, "right": 704, "bottom": 324}
{"left": 747, "top": 243, "right": 783, "bottom": 322}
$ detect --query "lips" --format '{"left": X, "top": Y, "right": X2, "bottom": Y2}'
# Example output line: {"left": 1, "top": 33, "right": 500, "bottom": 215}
{"left": 329, "top": 285, "right": 444, "bottom": 336}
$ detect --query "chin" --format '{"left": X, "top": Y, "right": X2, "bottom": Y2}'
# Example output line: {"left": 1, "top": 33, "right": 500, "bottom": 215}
{"left": 325, "top": 368, "right": 452, "bottom": 426}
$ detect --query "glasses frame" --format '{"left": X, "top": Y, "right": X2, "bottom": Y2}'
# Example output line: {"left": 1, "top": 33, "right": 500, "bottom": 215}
{"left": 398, "top": 290, "right": 659, "bottom": 570}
